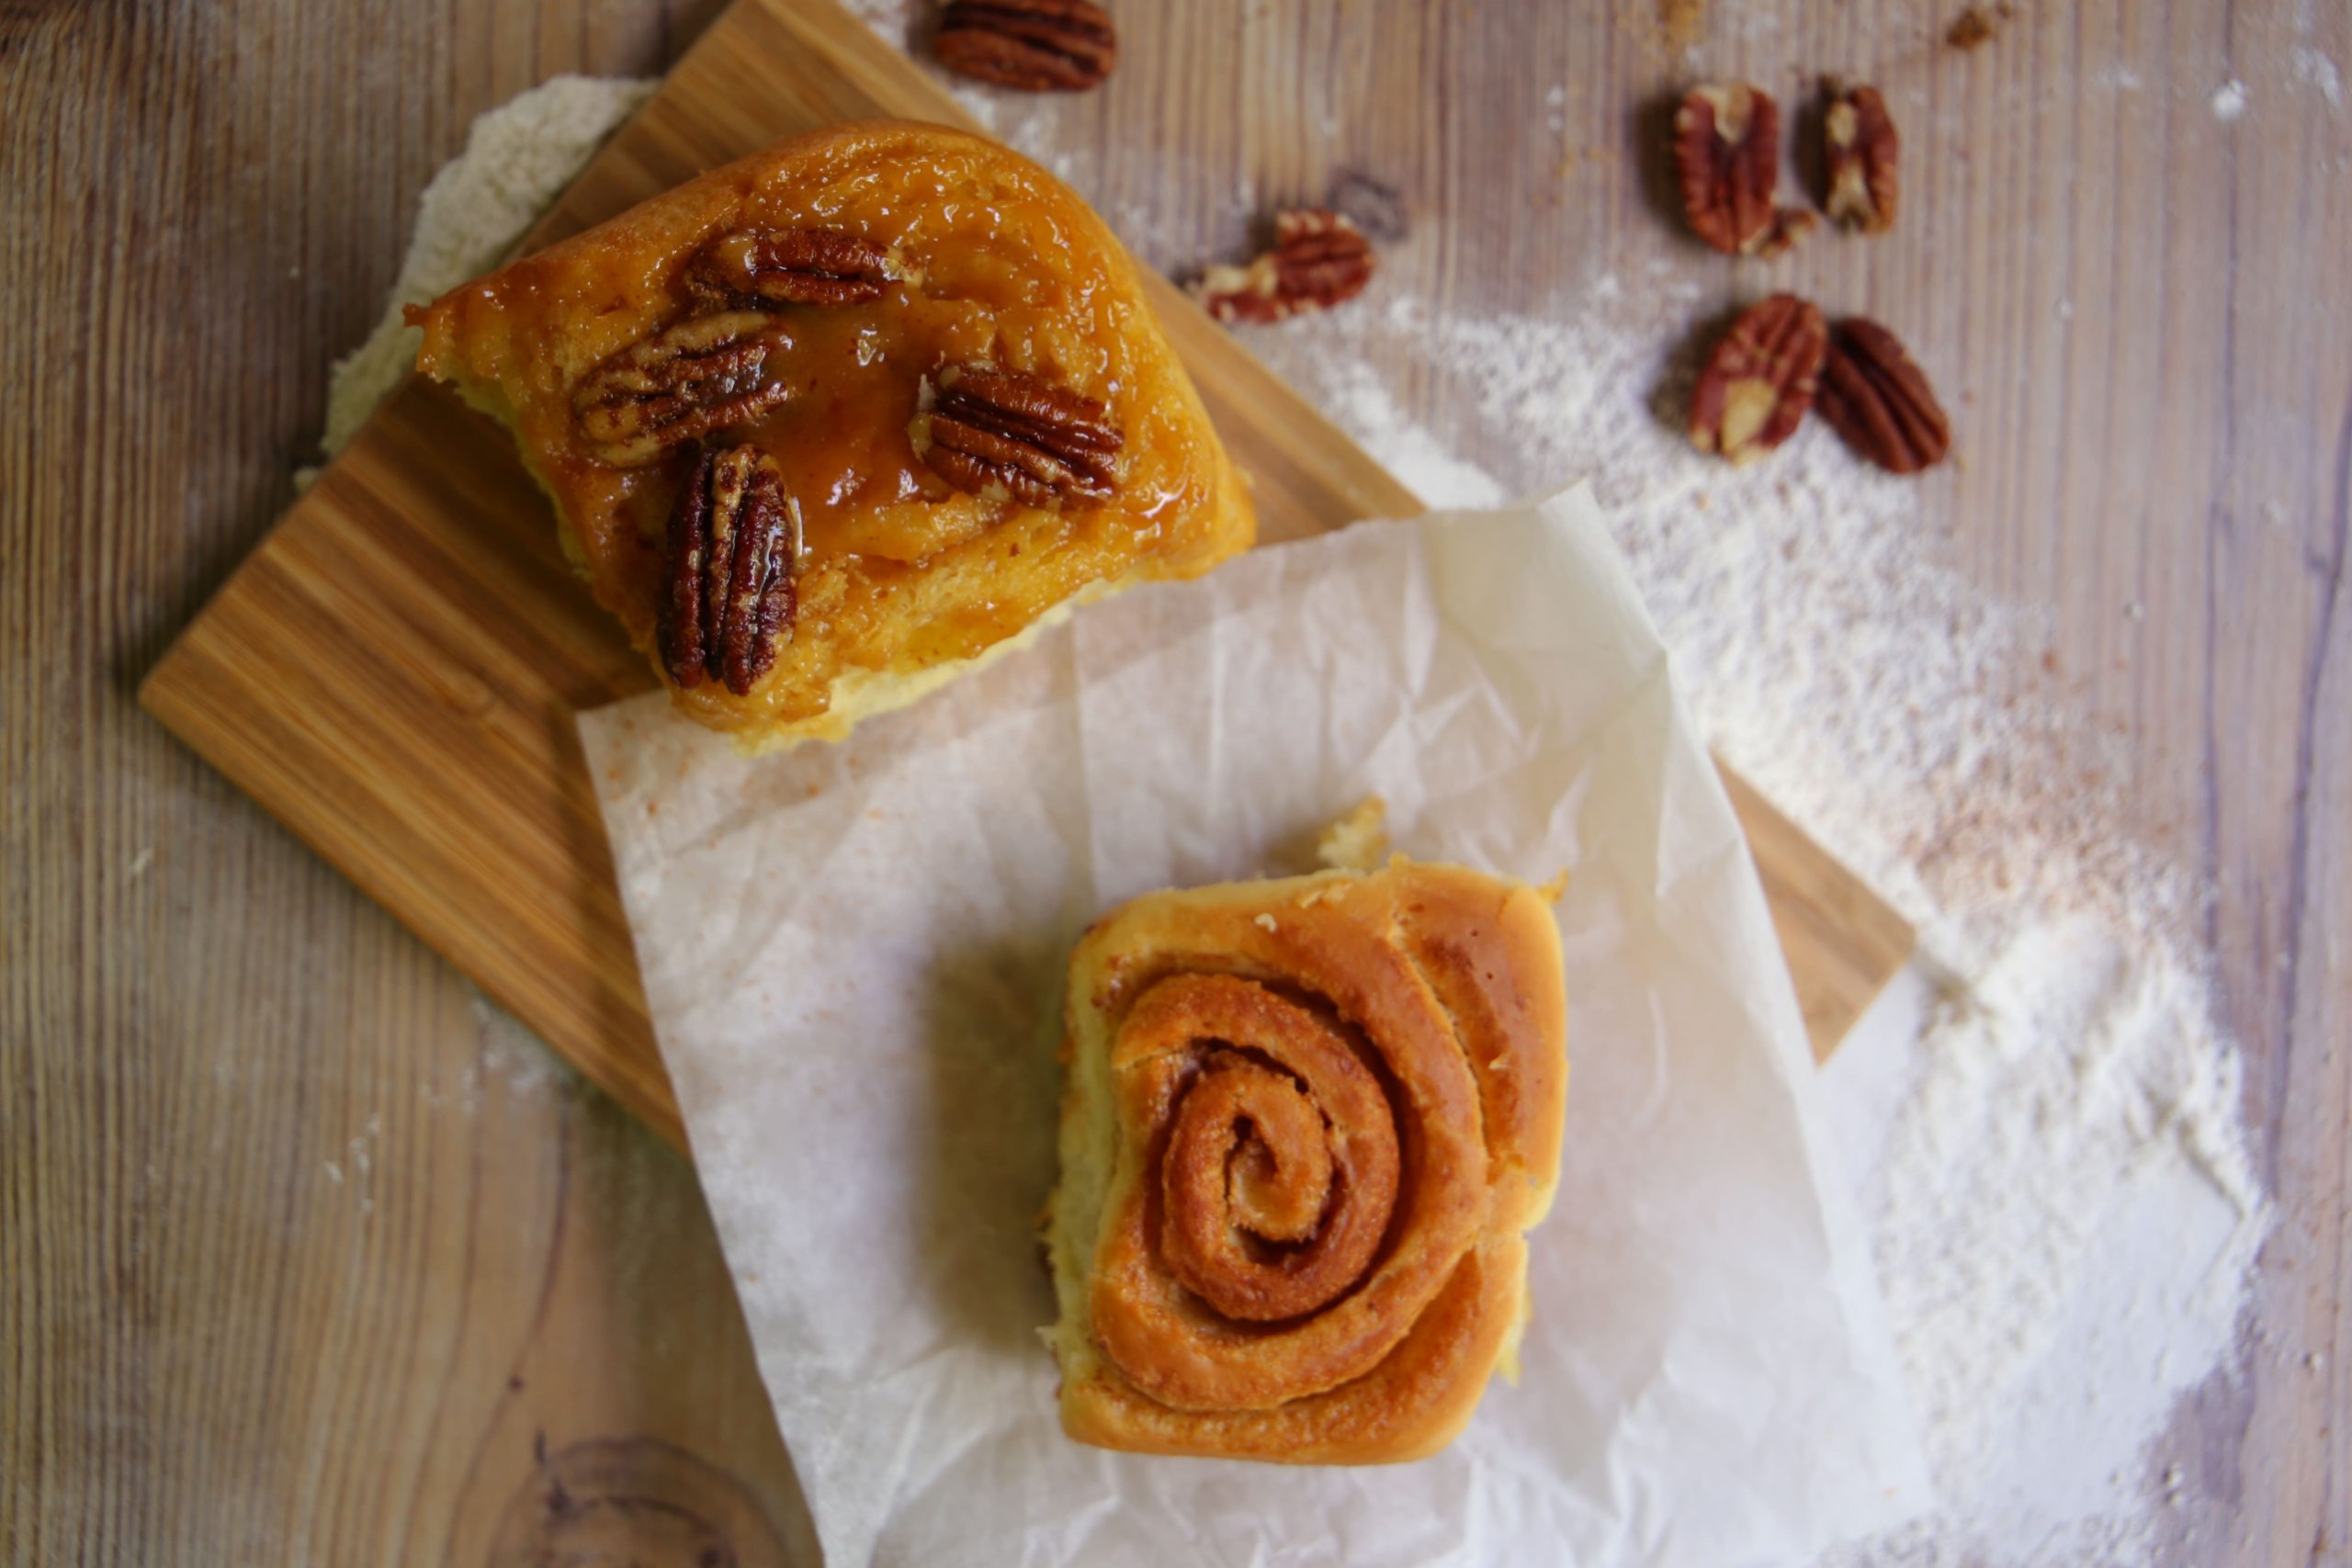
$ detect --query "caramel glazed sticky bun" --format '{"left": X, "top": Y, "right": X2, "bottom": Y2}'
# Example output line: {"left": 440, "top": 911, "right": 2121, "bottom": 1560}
{"left": 413, "top": 120, "right": 1255, "bottom": 750}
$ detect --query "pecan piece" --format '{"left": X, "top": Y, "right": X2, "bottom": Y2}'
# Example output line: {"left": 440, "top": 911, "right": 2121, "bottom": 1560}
{"left": 1816, "top": 319, "right": 1951, "bottom": 473}
{"left": 1824, "top": 83, "right": 1900, "bottom": 233}
{"left": 1674, "top": 83, "right": 1781, "bottom": 255}
{"left": 573, "top": 311, "right": 791, "bottom": 468}
{"left": 912, "top": 364, "right": 1121, "bottom": 509}
{"left": 1947, "top": 6, "right": 2000, "bottom": 50}
{"left": 933, "top": 0, "right": 1116, "bottom": 92}
{"left": 1689, "top": 294, "right": 1828, "bottom": 465}
{"left": 1193, "top": 209, "right": 1376, "bottom": 324}
{"left": 661, "top": 445, "right": 804, "bottom": 696}
{"left": 1752, "top": 207, "right": 1820, "bottom": 258}
{"left": 685, "top": 227, "right": 894, "bottom": 307}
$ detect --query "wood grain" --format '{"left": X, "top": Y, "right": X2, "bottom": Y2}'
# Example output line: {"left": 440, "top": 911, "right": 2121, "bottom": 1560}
{"left": 6, "top": 1, "right": 2346, "bottom": 1565}
{"left": 138, "top": 0, "right": 1913, "bottom": 1156}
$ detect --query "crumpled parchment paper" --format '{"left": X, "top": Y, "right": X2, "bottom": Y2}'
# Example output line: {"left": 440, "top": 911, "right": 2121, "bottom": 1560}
{"left": 578, "top": 484, "right": 1929, "bottom": 1567}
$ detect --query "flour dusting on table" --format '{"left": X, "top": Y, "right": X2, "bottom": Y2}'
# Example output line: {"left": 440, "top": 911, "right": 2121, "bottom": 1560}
{"left": 1246, "top": 283, "right": 2268, "bottom": 1568}
{"left": 326, "top": 66, "right": 2269, "bottom": 1568}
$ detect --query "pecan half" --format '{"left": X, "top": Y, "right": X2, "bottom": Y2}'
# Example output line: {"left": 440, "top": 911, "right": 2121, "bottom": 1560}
{"left": 661, "top": 445, "right": 804, "bottom": 696}
{"left": 1193, "top": 209, "right": 1376, "bottom": 324}
{"left": 912, "top": 364, "right": 1121, "bottom": 509}
{"left": 685, "top": 227, "right": 894, "bottom": 307}
{"left": 1816, "top": 318, "right": 1951, "bottom": 473}
{"left": 933, "top": 0, "right": 1116, "bottom": 92}
{"left": 1689, "top": 294, "right": 1828, "bottom": 465}
{"left": 1824, "top": 83, "right": 1900, "bottom": 233}
{"left": 573, "top": 311, "right": 791, "bottom": 468}
{"left": 1674, "top": 83, "right": 1781, "bottom": 255}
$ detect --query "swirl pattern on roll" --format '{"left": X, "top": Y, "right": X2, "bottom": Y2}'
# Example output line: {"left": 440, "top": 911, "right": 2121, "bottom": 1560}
{"left": 1050, "top": 858, "right": 1568, "bottom": 1462}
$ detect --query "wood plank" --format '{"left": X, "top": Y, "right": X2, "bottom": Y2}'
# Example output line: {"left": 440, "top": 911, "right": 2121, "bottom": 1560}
{"left": 139, "top": 0, "right": 1912, "bottom": 1152}
{"left": 13, "top": 0, "right": 2348, "bottom": 1562}
{"left": 1717, "top": 770, "right": 1917, "bottom": 1065}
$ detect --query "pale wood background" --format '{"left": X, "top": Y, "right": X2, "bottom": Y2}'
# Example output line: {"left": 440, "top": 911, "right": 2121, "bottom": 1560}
{"left": 4, "top": 2, "right": 2346, "bottom": 1565}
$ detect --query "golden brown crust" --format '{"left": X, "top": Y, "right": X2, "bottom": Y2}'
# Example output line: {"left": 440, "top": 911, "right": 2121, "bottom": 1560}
{"left": 1048, "top": 859, "right": 1568, "bottom": 1463}
{"left": 411, "top": 120, "right": 1253, "bottom": 749}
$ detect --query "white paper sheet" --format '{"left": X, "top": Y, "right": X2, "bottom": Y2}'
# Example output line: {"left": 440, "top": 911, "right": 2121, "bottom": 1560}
{"left": 580, "top": 485, "right": 1929, "bottom": 1568}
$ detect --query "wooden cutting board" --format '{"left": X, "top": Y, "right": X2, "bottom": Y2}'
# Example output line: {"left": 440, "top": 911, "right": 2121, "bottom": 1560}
{"left": 139, "top": 0, "right": 1913, "bottom": 1151}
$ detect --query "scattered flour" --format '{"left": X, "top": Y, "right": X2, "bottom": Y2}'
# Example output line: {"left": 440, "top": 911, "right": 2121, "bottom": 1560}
{"left": 324, "top": 69, "right": 2269, "bottom": 1568}
{"left": 2210, "top": 78, "right": 2249, "bottom": 121}
{"left": 1242, "top": 286, "right": 2267, "bottom": 1567}
{"left": 470, "top": 989, "right": 576, "bottom": 1101}
{"left": 2292, "top": 46, "right": 2345, "bottom": 108}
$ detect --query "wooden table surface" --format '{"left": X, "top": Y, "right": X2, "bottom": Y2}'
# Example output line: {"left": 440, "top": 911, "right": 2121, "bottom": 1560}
{"left": 4, "top": 2, "right": 2345, "bottom": 1564}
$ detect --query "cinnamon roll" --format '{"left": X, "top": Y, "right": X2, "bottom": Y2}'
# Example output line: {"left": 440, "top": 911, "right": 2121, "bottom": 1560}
{"left": 1046, "top": 852, "right": 1568, "bottom": 1462}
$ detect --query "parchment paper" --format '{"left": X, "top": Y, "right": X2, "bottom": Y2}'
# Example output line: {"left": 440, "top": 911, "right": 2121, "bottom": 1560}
{"left": 579, "top": 485, "right": 1930, "bottom": 1567}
